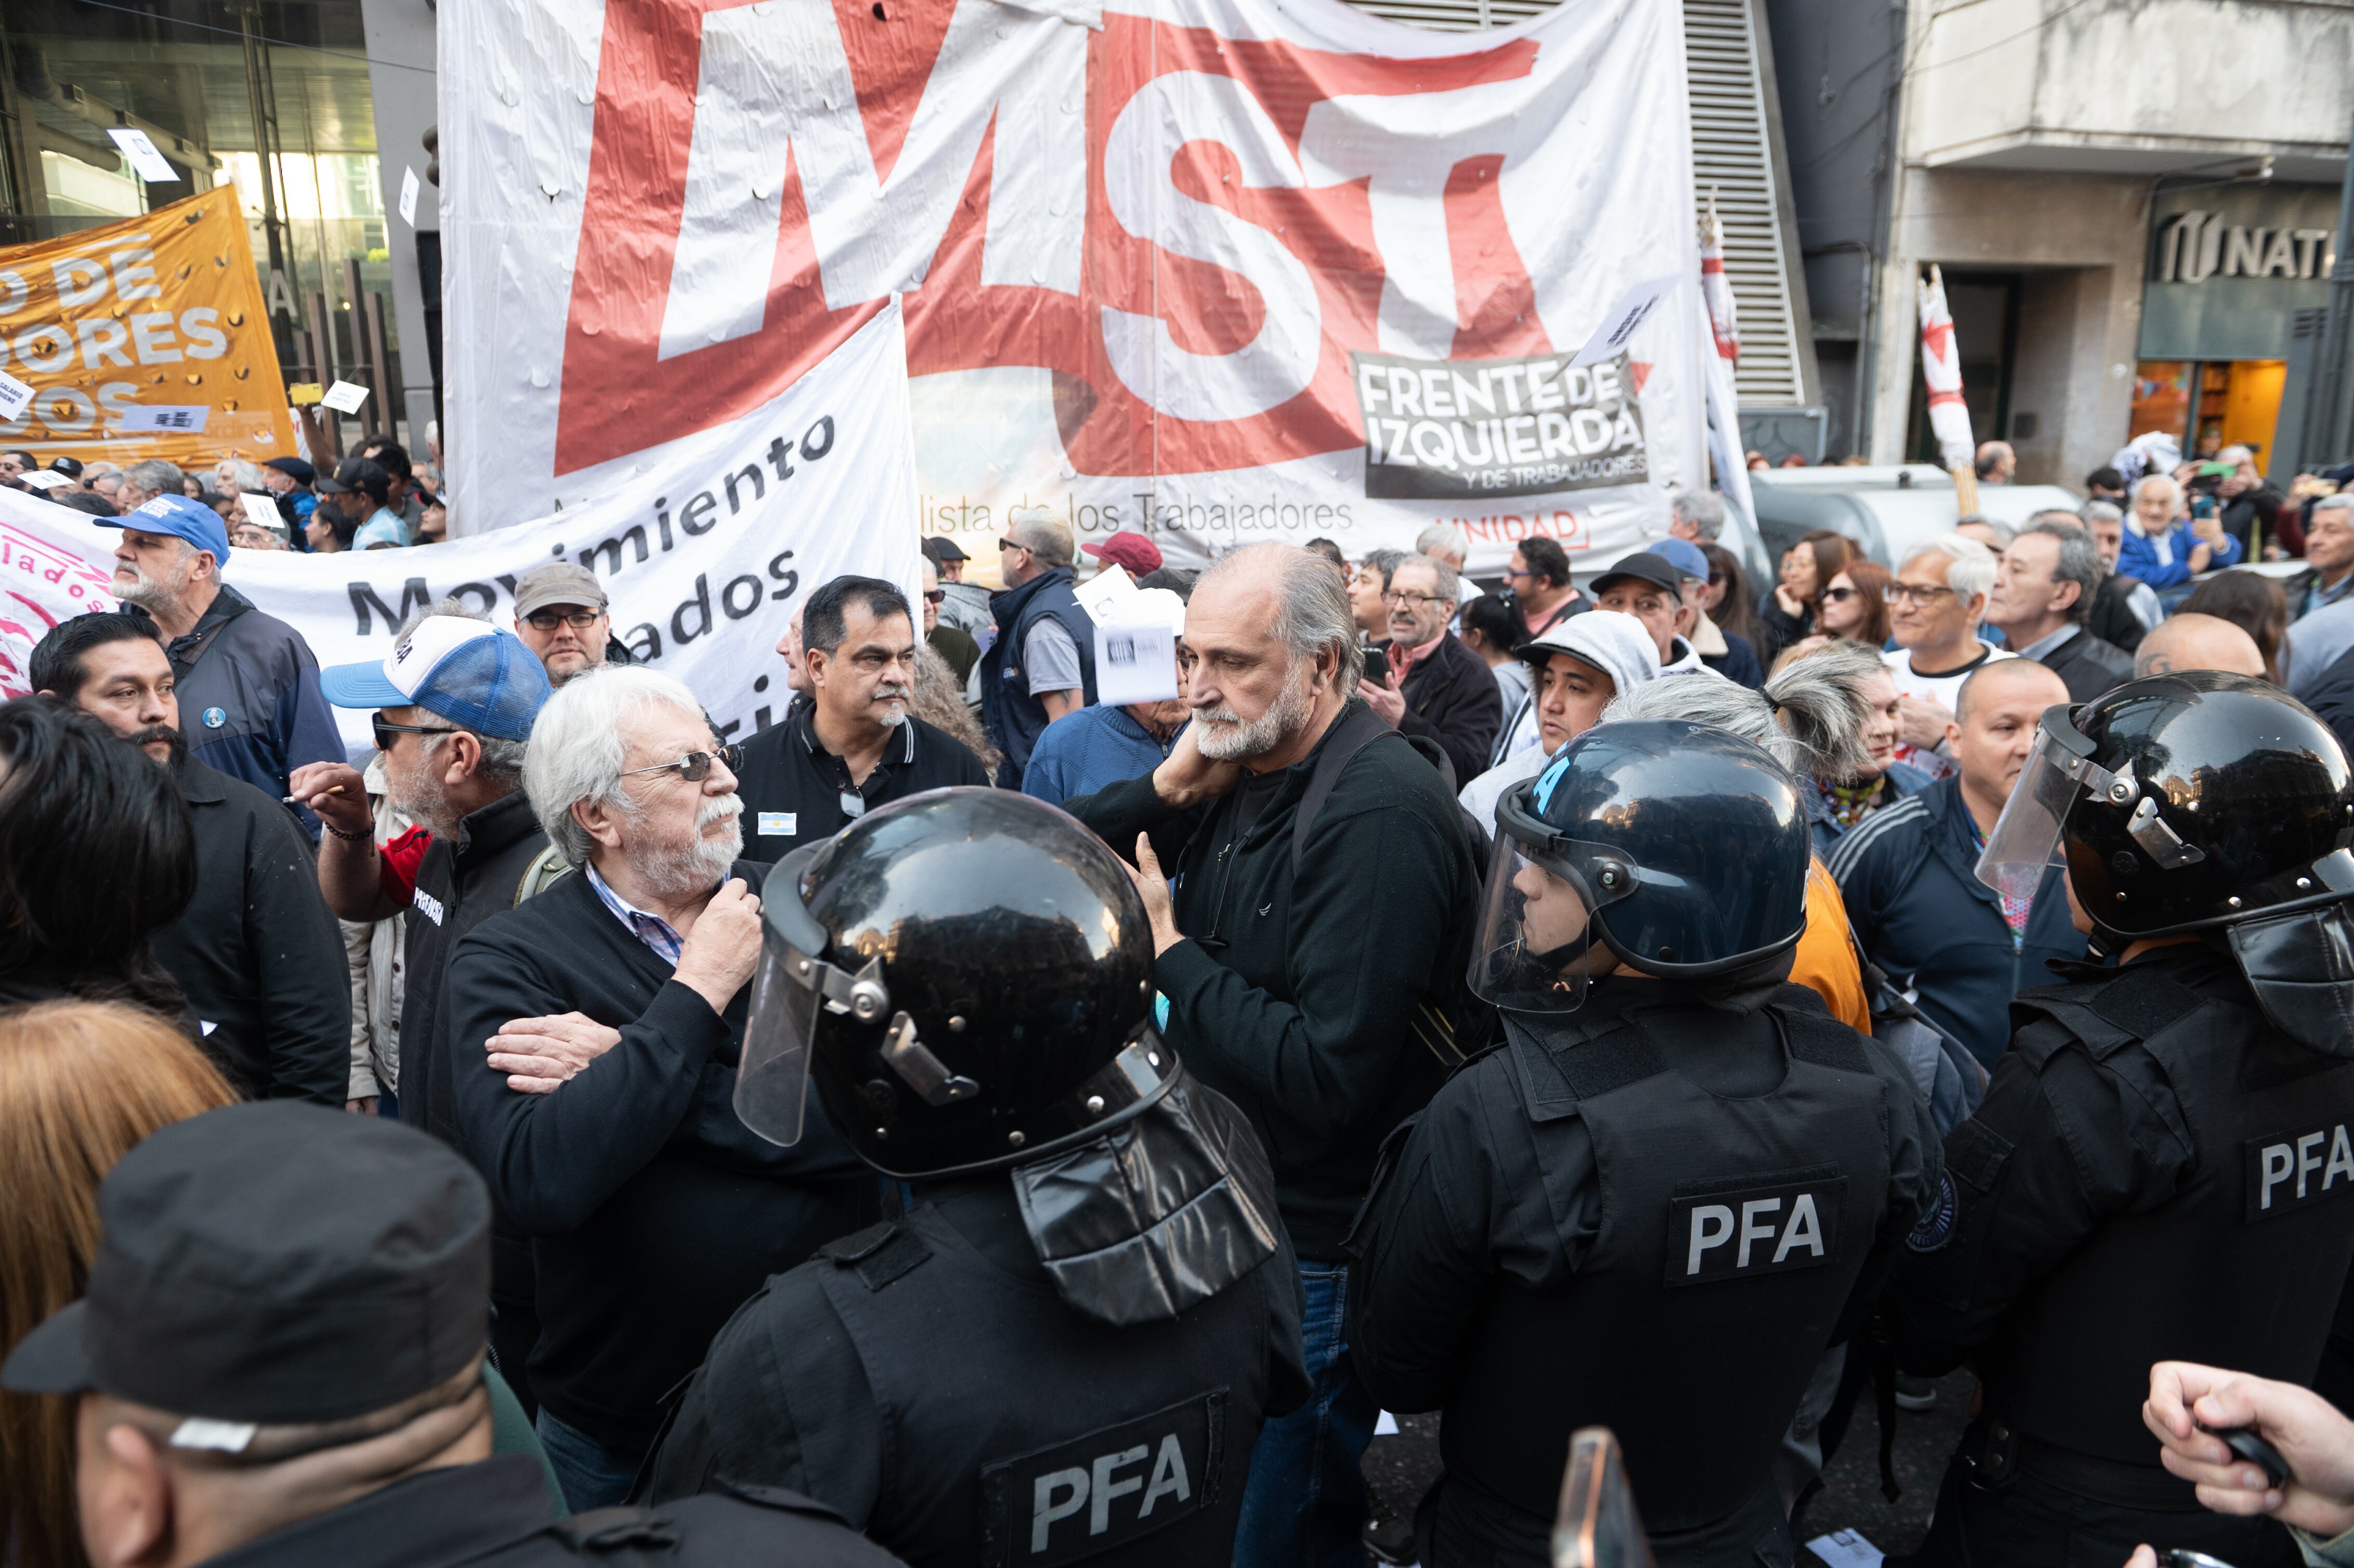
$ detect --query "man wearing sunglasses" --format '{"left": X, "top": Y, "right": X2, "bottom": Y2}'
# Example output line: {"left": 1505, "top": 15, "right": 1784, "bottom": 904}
{"left": 512, "top": 562, "right": 632, "bottom": 687}
{"left": 981, "top": 516, "right": 1097, "bottom": 790}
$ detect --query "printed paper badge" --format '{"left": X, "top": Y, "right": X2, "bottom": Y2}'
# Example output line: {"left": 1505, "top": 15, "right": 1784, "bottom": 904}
{"left": 1351, "top": 349, "right": 1649, "bottom": 501}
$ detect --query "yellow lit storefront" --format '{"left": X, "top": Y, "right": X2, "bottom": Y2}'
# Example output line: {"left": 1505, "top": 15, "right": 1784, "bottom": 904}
{"left": 2129, "top": 359, "right": 2289, "bottom": 465}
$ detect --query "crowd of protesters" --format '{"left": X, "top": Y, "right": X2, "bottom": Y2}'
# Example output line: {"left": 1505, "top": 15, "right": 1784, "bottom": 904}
{"left": 10, "top": 434, "right": 2354, "bottom": 1568}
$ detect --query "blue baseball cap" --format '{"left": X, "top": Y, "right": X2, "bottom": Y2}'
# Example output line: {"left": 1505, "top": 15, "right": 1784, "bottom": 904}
{"left": 120, "top": 494, "right": 231, "bottom": 565}
{"left": 319, "top": 616, "right": 552, "bottom": 742}
{"left": 1651, "top": 537, "right": 1711, "bottom": 584}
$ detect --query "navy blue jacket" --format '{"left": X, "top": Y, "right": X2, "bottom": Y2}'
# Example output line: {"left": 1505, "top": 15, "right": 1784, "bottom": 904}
{"left": 1825, "top": 775, "right": 2085, "bottom": 1069}
{"left": 134, "top": 584, "right": 345, "bottom": 837}
{"left": 980, "top": 567, "right": 1097, "bottom": 791}
{"left": 1701, "top": 630, "right": 1764, "bottom": 690}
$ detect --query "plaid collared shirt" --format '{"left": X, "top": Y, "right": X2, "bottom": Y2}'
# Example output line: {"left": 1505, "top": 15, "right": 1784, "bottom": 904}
{"left": 586, "top": 864, "right": 686, "bottom": 967}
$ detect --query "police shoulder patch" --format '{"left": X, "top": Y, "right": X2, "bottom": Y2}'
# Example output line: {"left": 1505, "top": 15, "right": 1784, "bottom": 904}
{"left": 1906, "top": 1169, "right": 1959, "bottom": 1253}
{"left": 978, "top": 1389, "right": 1225, "bottom": 1568}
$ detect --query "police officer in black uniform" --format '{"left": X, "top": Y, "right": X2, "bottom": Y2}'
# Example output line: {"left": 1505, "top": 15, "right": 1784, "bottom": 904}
{"left": 1887, "top": 671, "right": 2354, "bottom": 1568}
{"left": 644, "top": 787, "right": 1309, "bottom": 1566}
{"left": 1, "top": 1100, "right": 899, "bottom": 1568}
{"left": 1349, "top": 720, "right": 1943, "bottom": 1568}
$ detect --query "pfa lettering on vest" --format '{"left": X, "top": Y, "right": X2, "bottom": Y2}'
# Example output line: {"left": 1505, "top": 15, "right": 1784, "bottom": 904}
{"left": 2247, "top": 1120, "right": 2354, "bottom": 1221}
{"left": 1665, "top": 1169, "right": 1848, "bottom": 1288}
{"left": 978, "top": 1390, "right": 1224, "bottom": 1568}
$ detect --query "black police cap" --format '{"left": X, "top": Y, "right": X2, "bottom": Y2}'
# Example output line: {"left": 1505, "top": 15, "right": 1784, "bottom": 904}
{"left": 2, "top": 1101, "right": 490, "bottom": 1425}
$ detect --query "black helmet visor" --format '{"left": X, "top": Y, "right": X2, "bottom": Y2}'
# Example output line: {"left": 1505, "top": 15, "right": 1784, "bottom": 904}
{"left": 1473, "top": 781, "right": 1643, "bottom": 1014}
{"left": 738, "top": 843, "right": 892, "bottom": 1147}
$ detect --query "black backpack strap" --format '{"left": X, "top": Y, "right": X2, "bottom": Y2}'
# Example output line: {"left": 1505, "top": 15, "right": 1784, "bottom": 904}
{"left": 1290, "top": 700, "right": 1398, "bottom": 878}
{"left": 543, "top": 1507, "right": 683, "bottom": 1563}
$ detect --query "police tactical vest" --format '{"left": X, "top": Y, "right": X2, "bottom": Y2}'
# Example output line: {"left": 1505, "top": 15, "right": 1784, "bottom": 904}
{"left": 813, "top": 1201, "right": 1270, "bottom": 1568}
{"left": 1991, "top": 963, "right": 2354, "bottom": 1467}
{"left": 1444, "top": 987, "right": 1895, "bottom": 1536}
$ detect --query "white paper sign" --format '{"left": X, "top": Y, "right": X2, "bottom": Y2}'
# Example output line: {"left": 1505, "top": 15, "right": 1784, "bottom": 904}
{"left": 1092, "top": 618, "right": 1179, "bottom": 707}
{"left": 16, "top": 469, "right": 69, "bottom": 491}
{"left": 1073, "top": 563, "right": 1134, "bottom": 625}
{"left": 240, "top": 492, "right": 287, "bottom": 530}
{"left": 321, "top": 380, "right": 371, "bottom": 415}
{"left": 1804, "top": 1530, "right": 1885, "bottom": 1568}
{"left": 399, "top": 165, "right": 421, "bottom": 227}
{"left": 0, "top": 369, "right": 32, "bottom": 422}
{"left": 107, "top": 127, "right": 179, "bottom": 184}
{"left": 113, "top": 404, "right": 211, "bottom": 434}
{"left": 1569, "top": 274, "right": 1682, "bottom": 368}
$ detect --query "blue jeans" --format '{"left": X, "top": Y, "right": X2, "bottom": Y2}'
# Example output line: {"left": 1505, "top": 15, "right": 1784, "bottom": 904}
{"left": 1234, "top": 1261, "right": 1378, "bottom": 1568}
{"left": 535, "top": 1407, "right": 643, "bottom": 1513}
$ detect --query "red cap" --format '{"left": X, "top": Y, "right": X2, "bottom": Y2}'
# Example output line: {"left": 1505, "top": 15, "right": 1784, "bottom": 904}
{"left": 1081, "top": 530, "right": 1163, "bottom": 576}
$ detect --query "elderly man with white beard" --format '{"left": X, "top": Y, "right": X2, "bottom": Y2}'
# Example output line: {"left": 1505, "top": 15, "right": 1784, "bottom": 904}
{"left": 440, "top": 665, "right": 878, "bottom": 1512}
{"left": 1062, "top": 541, "right": 1485, "bottom": 1568}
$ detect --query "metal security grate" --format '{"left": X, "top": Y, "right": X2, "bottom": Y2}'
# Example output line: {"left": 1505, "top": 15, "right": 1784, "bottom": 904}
{"left": 1342, "top": 0, "right": 1809, "bottom": 408}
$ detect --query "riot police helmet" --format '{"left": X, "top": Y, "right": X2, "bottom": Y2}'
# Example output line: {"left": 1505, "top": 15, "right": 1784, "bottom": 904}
{"left": 1977, "top": 671, "right": 2354, "bottom": 940}
{"left": 1474, "top": 718, "right": 1811, "bottom": 1013}
{"left": 735, "top": 786, "right": 1174, "bottom": 1179}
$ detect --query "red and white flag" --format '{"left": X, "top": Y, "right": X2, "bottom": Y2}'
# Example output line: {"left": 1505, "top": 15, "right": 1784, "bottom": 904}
{"left": 1700, "top": 195, "right": 1739, "bottom": 363}
{"left": 1917, "top": 264, "right": 1974, "bottom": 471}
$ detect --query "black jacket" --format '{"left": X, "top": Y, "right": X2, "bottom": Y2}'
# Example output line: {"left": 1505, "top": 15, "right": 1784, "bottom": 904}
{"left": 1381, "top": 632, "right": 1502, "bottom": 788}
{"left": 202, "top": 1456, "right": 904, "bottom": 1568}
{"left": 149, "top": 759, "right": 349, "bottom": 1103}
{"left": 733, "top": 704, "right": 990, "bottom": 865}
{"left": 403, "top": 791, "right": 550, "bottom": 1148}
{"left": 2305, "top": 644, "right": 2354, "bottom": 762}
{"left": 445, "top": 864, "right": 876, "bottom": 1452}
{"left": 2085, "top": 576, "right": 2149, "bottom": 656}
{"left": 2028, "top": 625, "right": 2136, "bottom": 703}
{"left": 1063, "top": 701, "right": 1483, "bottom": 1259}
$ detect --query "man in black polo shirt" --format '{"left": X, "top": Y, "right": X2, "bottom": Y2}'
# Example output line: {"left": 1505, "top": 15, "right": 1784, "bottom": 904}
{"left": 734, "top": 575, "right": 989, "bottom": 863}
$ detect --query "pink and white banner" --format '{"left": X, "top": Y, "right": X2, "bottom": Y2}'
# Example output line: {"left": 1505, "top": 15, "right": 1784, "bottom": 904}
{"left": 438, "top": 0, "right": 1704, "bottom": 574}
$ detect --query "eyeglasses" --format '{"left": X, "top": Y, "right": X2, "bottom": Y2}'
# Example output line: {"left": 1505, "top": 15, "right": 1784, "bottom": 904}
{"left": 1820, "top": 586, "right": 1859, "bottom": 603}
{"left": 1500, "top": 565, "right": 1533, "bottom": 581}
{"left": 1883, "top": 583, "right": 1958, "bottom": 606}
{"left": 523, "top": 607, "right": 604, "bottom": 632}
{"left": 922, "top": 589, "right": 947, "bottom": 604}
{"left": 618, "top": 745, "right": 744, "bottom": 784}
{"left": 373, "top": 715, "right": 461, "bottom": 752}
{"left": 1382, "top": 591, "right": 1450, "bottom": 609}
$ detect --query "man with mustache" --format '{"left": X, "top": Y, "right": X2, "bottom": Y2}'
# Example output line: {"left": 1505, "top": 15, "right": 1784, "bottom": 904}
{"left": 30, "top": 612, "right": 351, "bottom": 1106}
{"left": 731, "top": 575, "right": 990, "bottom": 864}
{"left": 441, "top": 666, "right": 877, "bottom": 1510}
{"left": 1063, "top": 542, "right": 1484, "bottom": 1568}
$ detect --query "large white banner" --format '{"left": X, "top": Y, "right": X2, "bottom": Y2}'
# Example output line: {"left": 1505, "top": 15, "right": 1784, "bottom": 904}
{"left": 1, "top": 305, "right": 920, "bottom": 750}
{"left": 439, "top": 0, "right": 1703, "bottom": 574}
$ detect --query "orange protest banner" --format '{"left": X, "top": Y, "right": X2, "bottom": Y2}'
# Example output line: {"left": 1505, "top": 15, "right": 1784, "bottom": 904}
{"left": 0, "top": 190, "right": 295, "bottom": 469}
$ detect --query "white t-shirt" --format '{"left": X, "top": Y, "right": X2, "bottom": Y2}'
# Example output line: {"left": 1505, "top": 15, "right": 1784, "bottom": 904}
{"left": 1882, "top": 643, "right": 2014, "bottom": 779}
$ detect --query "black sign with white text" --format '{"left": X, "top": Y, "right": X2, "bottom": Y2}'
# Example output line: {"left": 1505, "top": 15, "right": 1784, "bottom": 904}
{"left": 1352, "top": 348, "right": 1650, "bottom": 500}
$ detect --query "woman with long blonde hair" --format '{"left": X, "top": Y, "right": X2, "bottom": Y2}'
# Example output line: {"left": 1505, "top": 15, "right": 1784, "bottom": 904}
{"left": 0, "top": 1002, "right": 235, "bottom": 1567}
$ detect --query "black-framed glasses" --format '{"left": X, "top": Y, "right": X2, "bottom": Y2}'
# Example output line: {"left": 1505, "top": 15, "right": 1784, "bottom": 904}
{"left": 1382, "top": 590, "right": 1450, "bottom": 609}
{"left": 619, "top": 744, "right": 744, "bottom": 784}
{"left": 1884, "top": 583, "right": 1958, "bottom": 606}
{"left": 524, "top": 607, "right": 605, "bottom": 632}
{"left": 922, "top": 589, "right": 947, "bottom": 604}
{"left": 373, "top": 715, "right": 461, "bottom": 751}
{"left": 1820, "top": 585, "right": 1859, "bottom": 603}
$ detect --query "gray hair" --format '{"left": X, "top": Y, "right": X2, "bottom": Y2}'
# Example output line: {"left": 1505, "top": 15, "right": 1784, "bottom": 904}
{"left": 523, "top": 665, "right": 708, "bottom": 867}
{"left": 219, "top": 459, "right": 269, "bottom": 493}
{"left": 1600, "top": 641, "right": 1877, "bottom": 782}
{"left": 395, "top": 599, "right": 527, "bottom": 787}
{"left": 121, "top": 459, "right": 185, "bottom": 501}
{"left": 2134, "top": 474, "right": 2183, "bottom": 509}
{"left": 1392, "top": 552, "right": 1460, "bottom": 607}
{"left": 1008, "top": 514, "right": 1074, "bottom": 570}
{"left": 1900, "top": 531, "right": 1997, "bottom": 612}
{"left": 1200, "top": 543, "right": 1363, "bottom": 691}
{"left": 2314, "top": 494, "right": 2354, "bottom": 521}
{"left": 1414, "top": 524, "right": 1470, "bottom": 564}
{"left": 1958, "top": 515, "right": 2016, "bottom": 548}
{"left": 2019, "top": 521, "right": 2103, "bottom": 625}
{"left": 1358, "top": 547, "right": 1407, "bottom": 592}
{"left": 2028, "top": 506, "right": 2085, "bottom": 528}
{"left": 1672, "top": 491, "right": 1726, "bottom": 540}
{"left": 2084, "top": 499, "right": 2125, "bottom": 527}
